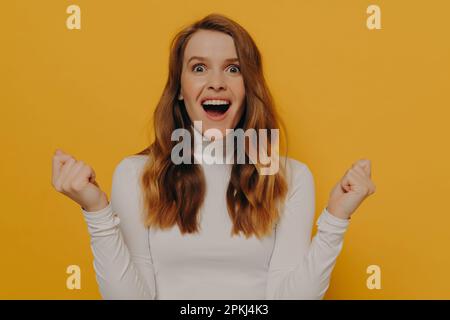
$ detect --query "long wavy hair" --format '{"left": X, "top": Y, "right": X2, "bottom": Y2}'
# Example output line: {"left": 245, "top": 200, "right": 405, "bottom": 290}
{"left": 135, "top": 13, "right": 289, "bottom": 239}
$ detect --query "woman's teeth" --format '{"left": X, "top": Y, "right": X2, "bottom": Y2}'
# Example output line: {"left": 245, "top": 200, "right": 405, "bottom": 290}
{"left": 202, "top": 100, "right": 231, "bottom": 116}
{"left": 202, "top": 99, "right": 230, "bottom": 105}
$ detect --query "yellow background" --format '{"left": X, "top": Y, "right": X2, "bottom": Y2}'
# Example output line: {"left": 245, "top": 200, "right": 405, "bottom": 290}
{"left": 1, "top": 0, "right": 449, "bottom": 299}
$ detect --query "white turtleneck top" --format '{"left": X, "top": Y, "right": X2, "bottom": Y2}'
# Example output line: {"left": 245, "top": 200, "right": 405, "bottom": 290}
{"left": 81, "top": 126, "right": 350, "bottom": 300}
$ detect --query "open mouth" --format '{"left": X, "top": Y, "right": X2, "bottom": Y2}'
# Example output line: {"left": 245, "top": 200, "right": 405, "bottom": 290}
{"left": 201, "top": 102, "right": 231, "bottom": 117}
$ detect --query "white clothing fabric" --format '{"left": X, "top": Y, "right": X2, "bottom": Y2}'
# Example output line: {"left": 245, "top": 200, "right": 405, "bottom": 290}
{"left": 82, "top": 127, "right": 350, "bottom": 300}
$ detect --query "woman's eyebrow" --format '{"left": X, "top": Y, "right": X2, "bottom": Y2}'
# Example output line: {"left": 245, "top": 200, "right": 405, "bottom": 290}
{"left": 187, "top": 56, "right": 240, "bottom": 64}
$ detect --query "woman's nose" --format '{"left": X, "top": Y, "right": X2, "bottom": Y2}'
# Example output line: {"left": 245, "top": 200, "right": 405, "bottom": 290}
{"left": 207, "top": 71, "right": 227, "bottom": 90}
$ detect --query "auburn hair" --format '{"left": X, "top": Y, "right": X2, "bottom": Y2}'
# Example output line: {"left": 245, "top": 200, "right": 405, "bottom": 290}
{"left": 134, "top": 13, "right": 289, "bottom": 239}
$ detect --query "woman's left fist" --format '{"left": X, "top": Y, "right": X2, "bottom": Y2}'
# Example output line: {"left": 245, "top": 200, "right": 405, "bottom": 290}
{"left": 326, "top": 159, "right": 376, "bottom": 220}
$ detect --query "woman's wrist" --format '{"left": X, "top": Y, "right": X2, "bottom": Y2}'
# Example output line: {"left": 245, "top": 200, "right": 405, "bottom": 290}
{"left": 83, "top": 193, "right": 109, "bottom": 213}
{"left": 326, "top": 206, "right": 351, "bottom": 220}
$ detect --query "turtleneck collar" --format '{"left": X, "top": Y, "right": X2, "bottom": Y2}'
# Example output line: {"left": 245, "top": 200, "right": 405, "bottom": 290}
{"left": 191, "top": 123, "right": 235, "bottom": 165}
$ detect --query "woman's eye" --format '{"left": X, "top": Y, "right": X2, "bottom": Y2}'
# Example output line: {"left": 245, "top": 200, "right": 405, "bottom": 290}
{"left": 228, "top": 65, "right": 241, "bottom": 73}
{"left": 192, "top": 64, "right": 206, "bottom": 72}
{"left": 191, "top": 64, "right": 240, "bottom": 73}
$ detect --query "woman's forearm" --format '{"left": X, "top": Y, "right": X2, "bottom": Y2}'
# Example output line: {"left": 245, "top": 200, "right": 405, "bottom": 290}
{"left": 82, "top": 203, "right": 156, "bottom": 300}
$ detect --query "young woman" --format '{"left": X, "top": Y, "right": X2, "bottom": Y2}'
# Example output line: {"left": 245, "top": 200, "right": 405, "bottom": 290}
{"left": 52, "top": 14, "right": 376, "bottom": 300}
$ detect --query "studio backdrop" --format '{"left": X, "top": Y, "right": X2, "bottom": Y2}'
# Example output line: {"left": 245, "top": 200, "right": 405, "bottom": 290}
{"left": 1, "top": 0, "right": 449, "bottom": 299}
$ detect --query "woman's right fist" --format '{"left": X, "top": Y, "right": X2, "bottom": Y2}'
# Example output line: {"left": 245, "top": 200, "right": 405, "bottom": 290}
{"left": 52, "top": 149, "right": 109, "bottom": 212}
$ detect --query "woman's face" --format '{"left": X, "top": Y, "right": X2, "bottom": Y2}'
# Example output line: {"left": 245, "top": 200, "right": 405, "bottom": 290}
{"left": 179, "top": 30, "right": 246, "bottom": 137}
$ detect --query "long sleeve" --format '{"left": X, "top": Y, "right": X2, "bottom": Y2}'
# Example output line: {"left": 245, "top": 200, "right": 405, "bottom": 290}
{"left": 265, "top": 161, "right": 350, "bottom": 299}
{"left": 81, "top": 157, "right": 156, "bottom": 299}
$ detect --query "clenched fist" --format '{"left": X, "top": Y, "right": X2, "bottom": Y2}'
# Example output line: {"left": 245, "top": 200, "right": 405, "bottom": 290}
{"left": 52, "top": 149, "right": 109, "bottom": 212}
{"left": 326, "top": 159, "right": 376, "bottom": 220}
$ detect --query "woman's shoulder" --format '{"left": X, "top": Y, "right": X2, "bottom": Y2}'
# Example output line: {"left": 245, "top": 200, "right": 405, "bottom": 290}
{"left": 122, "top": 154, "right": 149, "bottom": 166}
{"left": 280, "top": 156, "right": 312, "bottom": 176}
{"left": 113, "top": 154, "right": 150, "bottom": 177}
{"left": 279, "top": 156, "right": 315, "bottom": 195}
